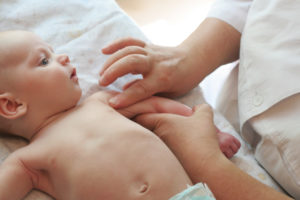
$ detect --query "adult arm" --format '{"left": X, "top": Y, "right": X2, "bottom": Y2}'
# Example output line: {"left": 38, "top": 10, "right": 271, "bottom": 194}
{"left": 99, "top": 17, "right": 241, "bottom": 108}
{"left": 134, "top": 104, "right": 292, "bottom": 200}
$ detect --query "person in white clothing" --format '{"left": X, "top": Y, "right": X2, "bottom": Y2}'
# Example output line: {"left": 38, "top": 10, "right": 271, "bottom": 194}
{"left": 99, "top": 0, "right": 300, "bottom": 198}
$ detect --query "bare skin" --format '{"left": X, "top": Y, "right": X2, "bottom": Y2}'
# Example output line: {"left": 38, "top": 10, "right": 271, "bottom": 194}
{"left": 99, "top": 18, "right": 241, "bottom": 109}
{"left": 0, "top": 31, "right": 239, "bottom": 200}
{"left": 1, "top": 91, "right": 194, "bottom": 200}
{"left": 98, "top": 16, "right": 293, "bottom": 199}
{"left": 135, "top": 105, "right": 293, "bottom": 200}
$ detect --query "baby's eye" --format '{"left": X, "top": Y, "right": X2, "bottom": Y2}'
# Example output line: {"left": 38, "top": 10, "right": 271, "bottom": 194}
{"left": 40, "top": 58, "right": 49, "bottom": 66}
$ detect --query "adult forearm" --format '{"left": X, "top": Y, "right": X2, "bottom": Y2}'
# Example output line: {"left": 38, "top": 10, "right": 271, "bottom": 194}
{"left": 99, "top": 18, "right": 241, "bottom": 107}
{"left": 187, "top": 155, "right": 292, "bottom": 200}
{"left": 178, "top": 17, "right": 241, "bottom": 83}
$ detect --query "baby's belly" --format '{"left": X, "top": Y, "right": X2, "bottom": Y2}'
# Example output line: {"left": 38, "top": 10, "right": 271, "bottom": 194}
{"left": 52, "top": 122, "right": 191, "bottom": 200}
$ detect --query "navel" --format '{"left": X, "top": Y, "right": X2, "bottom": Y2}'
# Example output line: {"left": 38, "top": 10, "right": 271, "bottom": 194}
{"left": 139, "top": 182, "right": 149, "bottom": 194}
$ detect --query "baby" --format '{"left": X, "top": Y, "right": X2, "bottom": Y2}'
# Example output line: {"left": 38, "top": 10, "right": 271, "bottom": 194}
{"left": 0, "top": 31, "right": 240, "bottom": 200}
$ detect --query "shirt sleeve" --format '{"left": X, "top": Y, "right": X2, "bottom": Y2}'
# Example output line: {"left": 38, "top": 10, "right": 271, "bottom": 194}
{"left": 207, "top": 0, "right": 253, "bottom": 33}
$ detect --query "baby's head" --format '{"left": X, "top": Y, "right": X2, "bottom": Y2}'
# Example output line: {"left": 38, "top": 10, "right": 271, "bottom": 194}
{"left": 0, "top": 31, "right": 82, "bottom": 138}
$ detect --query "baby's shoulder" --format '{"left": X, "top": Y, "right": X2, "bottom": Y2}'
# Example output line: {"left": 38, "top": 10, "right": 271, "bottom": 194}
{"left": 82, "top": 90, "right": 119, "bottom": 105}
{"left": 2, "top": 142, "right": 42, "bottom": 168}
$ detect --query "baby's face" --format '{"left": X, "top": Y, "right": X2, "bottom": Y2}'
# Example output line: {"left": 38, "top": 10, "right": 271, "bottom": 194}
{"left": 0, "top": 31, "right": 82, "bottom": 115}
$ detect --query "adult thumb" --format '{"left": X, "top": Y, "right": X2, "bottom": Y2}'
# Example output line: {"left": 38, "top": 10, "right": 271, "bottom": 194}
{"left": 135, "top": 113, "right": 171, "bottom": 132}
{"left": 192, "top": 104, "right": 214, "bottom": 118}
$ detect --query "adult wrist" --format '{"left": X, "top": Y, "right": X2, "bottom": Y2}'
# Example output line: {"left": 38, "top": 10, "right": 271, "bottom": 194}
{"left": 178, "top": 18, "right": 241, "bottom": 81}
{"left": 189, "top": 151, "right": 228, "bottom": 184}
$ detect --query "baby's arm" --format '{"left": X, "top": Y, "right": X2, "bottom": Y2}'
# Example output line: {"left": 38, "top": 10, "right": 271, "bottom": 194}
{"left": 0, "top": 154, "right": 33, "bottom": 199}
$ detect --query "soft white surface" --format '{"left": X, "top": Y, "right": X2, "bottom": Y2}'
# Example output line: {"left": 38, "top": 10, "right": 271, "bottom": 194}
{"left": 238, "top": 0, "right": 300, "bottom": 197}
{"left": 207, "top": 0, "right": 252, "bottom": 33}
{"left": 0, "top": 0, "right": 282, "bottom": 199}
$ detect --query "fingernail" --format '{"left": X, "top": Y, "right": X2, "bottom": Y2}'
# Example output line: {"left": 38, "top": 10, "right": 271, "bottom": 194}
{"left": 99, "top": 76, "right": 107, "bottom": 86}
{"left": 109, "top": 96, "right": 120, "bottom": 107}
{"left": 102, "top": 46, "right": 109, "bottom": 53}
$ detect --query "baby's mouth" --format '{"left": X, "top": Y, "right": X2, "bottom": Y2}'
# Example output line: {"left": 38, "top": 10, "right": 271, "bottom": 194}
{"left": 70, "top": 68, "right": 77, "bottom": 78}
{"left": 70, "top": 68, "right": 78, "bottom": 82}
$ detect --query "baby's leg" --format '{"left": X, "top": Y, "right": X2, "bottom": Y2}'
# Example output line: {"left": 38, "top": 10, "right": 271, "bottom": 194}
{"left": 217, "top": 129, "right": 241, "bottom": 159}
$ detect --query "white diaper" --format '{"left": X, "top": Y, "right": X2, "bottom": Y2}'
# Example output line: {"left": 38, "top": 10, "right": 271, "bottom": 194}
{"left": 169, "top": 183, "right": 215, "bottom": 200}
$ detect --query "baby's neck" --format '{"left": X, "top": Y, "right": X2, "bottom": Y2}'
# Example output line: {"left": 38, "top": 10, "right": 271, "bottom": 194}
{"left": 30, "top": 114, "right": 63, "bottom": 140}
{"left": 11, "top": 109, "right": 69, "bottom": 141}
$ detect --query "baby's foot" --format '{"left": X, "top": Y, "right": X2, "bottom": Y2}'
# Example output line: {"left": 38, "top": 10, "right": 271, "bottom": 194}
{"left": 217, "top": 131, "right": 241, "bottom": 158}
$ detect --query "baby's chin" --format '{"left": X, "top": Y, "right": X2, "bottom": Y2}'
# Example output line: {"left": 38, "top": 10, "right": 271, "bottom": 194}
{"left": 65, "top": 87, "right": 83, "bottom": 108}
{"left": 75, "top": 90, "right": 83, "bottom": 105}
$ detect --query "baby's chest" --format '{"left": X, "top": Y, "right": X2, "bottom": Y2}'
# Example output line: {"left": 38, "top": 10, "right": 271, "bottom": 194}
{"left": 69, "top": 99, "right": 122, "bottom": 128}
{"left": 36, "top": 103, "right": 136, "bottom": 166}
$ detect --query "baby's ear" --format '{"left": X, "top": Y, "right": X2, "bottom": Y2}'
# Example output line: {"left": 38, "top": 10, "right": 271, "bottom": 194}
{"left": 0, "top": 93, "right": 27, "bottom": 119}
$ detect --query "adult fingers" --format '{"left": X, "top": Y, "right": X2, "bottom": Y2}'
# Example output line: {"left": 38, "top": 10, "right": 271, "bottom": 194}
{"left": 122, "top": 79, "right": 139, "bottom": 90}
{"left": 135, "top": 113, "right": 173, "bottom": 134}
{"left": 118, "top": 96, "right": 192, "bottom": 119}
{"left": 102, "top": 37, "right": 146, "bottom": 54}
{"left": 108, "top": 78, "right": 161, "bottom": 108}
{"left": 100, "top": 46, "right": 147, "bottom": 76}
{"left": 99, "top": 54, "right": 150, "bottom": 86}
{"left": 192, "top": 104, "right": 214, "bottom": 119}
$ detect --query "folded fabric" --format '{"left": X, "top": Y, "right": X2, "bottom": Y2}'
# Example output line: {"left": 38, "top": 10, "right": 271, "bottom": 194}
{"left": 169, "top": 183, "right": 215, "bottom": 200}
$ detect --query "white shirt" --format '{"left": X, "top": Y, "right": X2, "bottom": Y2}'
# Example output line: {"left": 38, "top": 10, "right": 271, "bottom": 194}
{"left": 207, "top": 0, "right": 252, "bottom": 33}
{"left": 209, "top": 0, "right": 300, "bottom": 198}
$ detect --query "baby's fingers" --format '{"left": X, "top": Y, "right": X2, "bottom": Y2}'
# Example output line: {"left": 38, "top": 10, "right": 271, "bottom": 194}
{"left": 102, "top": 37, "right": 146, "bottom": 54}
{"left": 100, "top": 46, "right": 147, "bottom": 76}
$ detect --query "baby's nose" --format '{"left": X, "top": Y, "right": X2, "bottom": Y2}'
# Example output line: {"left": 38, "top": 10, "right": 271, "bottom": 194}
{"left": 58, "top": 54, "right": 70, "bottom": 65}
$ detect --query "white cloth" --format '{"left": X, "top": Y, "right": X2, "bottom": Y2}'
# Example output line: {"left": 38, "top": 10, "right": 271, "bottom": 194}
{"left": 207, "top": 0, "right": 252, "bottom": 33}
{"left": 239, "top": 0, "right": 300, "bottom": 142}
{"left": 239, "top": 0, "right": 300, "bottom": 197}
{"left": 249, "top": 94, "right": 300, "bottom": 198}
{"left": 216, "top": 0, "right": 300, "bottom": 198}
{"left": 0, "top": 0, "right": 284, "bottom": 199}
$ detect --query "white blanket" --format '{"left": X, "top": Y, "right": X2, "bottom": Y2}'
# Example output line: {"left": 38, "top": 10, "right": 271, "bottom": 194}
{"left": 0, "top": 0, "right": 282, "bottom": 199}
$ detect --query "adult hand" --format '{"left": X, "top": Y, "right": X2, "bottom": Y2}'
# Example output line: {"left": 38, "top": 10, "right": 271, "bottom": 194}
{"left": 134, "top": 104, "right": 292, "bottom": 200}
{"left": 99, "top": 18, "right": 241, "bottom": 109}
{"left": 134, "top": 103, "right": 222, "bottom": 183}
{"left": 99, "top": 37, "right": 201, "bottom": 108}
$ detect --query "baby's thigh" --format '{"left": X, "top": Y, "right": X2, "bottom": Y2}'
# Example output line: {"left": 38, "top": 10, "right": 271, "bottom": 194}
{"left": 249, "top": 93, "right": 300, "bottom": 199}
